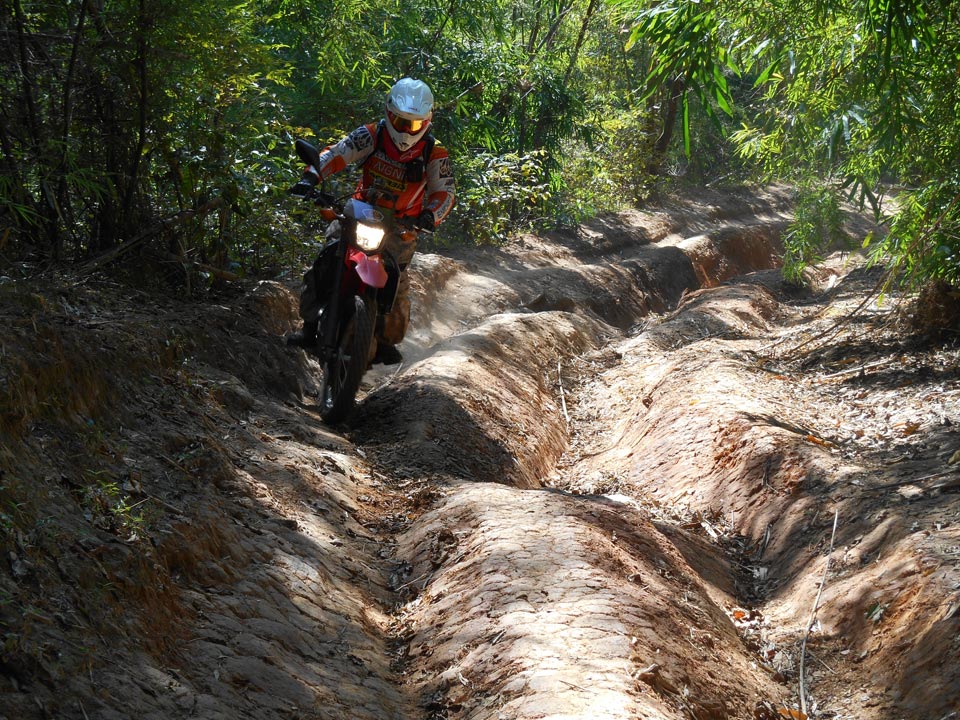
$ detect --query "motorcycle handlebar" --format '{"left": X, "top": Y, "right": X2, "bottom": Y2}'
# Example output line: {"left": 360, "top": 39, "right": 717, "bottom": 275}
{"left": 287, "top": 182, "right": 336, "bottom": 205}
{"left": 290, "top": 138, "right": 435, "bottom": 232}
{"left": 289, "top": 184, "right": 434, "bottom": 233}
{"left": 400, "top": 217, "right": 435, "bottom": 235}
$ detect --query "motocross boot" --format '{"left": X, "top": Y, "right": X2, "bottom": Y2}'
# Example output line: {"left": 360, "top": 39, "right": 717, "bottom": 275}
{"left": 285, "top": 324, "right": 316, "bottom": 350}
{"left": 372, "top": 343, "right": 403, "bottom": 365}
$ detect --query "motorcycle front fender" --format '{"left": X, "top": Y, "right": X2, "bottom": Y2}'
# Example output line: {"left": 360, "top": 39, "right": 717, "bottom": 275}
{"left": 348, "top": 248, "right": 389, "bottom": 289}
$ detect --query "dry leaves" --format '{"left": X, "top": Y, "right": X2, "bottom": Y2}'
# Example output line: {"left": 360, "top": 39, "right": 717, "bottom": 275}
{"left": 777, "top": 709, "right": 808, "bottom": 720}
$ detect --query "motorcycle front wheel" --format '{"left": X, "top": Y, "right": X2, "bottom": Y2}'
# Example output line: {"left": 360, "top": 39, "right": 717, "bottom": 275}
{"left": 319, "top": 294, "right": 376, "bottom": 424}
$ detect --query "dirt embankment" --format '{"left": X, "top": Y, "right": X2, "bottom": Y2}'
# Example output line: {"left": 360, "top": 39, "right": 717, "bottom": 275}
{"left": 1, "top": 185, "right": 958, "bottom": 720}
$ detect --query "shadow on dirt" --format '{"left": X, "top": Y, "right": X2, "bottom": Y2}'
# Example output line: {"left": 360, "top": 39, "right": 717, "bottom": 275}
{"left": 393, "top": 480, "right": 786, "bottom": 720}
{"left": 438, "top": 238, "right": 701, "bottom": 332}
{"left": 0, "top": 279, "right": 421, "bottom": 720}
{"left": 351, "top": 379, "right": 516, "bottom": 484}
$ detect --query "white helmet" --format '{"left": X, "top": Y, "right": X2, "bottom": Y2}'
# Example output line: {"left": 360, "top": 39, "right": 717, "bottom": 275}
{"left": 385, "top": 78, "right": 434, "bottom": 152}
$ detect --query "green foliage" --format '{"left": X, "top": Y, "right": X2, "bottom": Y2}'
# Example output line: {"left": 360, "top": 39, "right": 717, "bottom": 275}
{"left": 2, "top": 0, "right": 956, "bottom": 293}
{"left": 1, "top": 0, "right": 639, "bottom": 271}
{"left": 753, "top": 0, "right": 957, "bottom": 288}
{"left": 581, "top": 106, "right": 658, "bottom": 204}
{"left": 0, "top": 0, "right": 292, "bottom": 268}
{"left": 617, "top": 0, "right": 960, "bottom": 290}
{"left": 80, "top": 470, "right": 148, "bottom": 542}
{"left": 617, "top": 0, "right": 736, "bottom": 156}
{"left": 446, "top": 150, "right": 554, "bottom": 244}
{"left": 868, "top": 181, "right": 960, "bottom": 288}
{"left": 782, "top": 182, "right": 848, "bottom": 284}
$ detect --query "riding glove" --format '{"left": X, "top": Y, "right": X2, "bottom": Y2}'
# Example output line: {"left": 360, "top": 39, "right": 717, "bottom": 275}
{"left": 289, "top": 169, "right": 319, "bottom": 196}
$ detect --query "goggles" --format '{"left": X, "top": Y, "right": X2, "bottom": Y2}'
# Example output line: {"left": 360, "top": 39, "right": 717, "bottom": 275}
{"left": 387, "top": 110, "right": 426, "bottom": 134}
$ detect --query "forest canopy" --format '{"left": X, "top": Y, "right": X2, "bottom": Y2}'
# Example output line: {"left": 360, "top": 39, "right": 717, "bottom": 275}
{"left": 1, "top": 0, "right": 958, "bottom": 292}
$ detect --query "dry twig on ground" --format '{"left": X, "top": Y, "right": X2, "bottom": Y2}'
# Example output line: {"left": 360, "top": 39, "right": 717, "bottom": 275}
{"left": 799, "top": 509, "right": 840, "bottom": 716}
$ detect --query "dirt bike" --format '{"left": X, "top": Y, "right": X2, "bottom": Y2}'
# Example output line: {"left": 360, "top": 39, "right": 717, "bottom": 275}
{"left": 290, "top": 139, "right": 426, "bottom": 424}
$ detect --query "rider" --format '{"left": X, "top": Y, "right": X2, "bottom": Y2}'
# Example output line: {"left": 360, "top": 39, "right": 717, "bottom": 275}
{"left": 286, "top": 77, "right": 456, "bottom": 365}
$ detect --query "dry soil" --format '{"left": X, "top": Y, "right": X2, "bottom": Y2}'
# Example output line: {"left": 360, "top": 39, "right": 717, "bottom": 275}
{"left": 1, "top": 185, "right": 958, "bottom": 720}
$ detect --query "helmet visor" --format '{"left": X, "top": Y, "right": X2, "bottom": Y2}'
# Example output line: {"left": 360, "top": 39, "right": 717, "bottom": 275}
{"left": 388, "top": 110, "right": 426, "bottom": 134}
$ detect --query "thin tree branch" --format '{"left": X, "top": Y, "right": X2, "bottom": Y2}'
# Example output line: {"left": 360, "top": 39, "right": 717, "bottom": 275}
{"left": 80, "top": 196, "right": 227, "bottom": 273}
{"left": 57, "top": 0, "right": 89, "bottom": 258}
{"left": 13, "top": 0, "right": 41, "bottom": 144}
{"left": 799, "top": 510, "right": 839, "bottom": 716}
{"left": 425, "top": 0, "right": 457, "bottom": 59}
{"left": 535, "top": 0, "right": 575, "bottom": 54}
{"left": 562, "top": 0, "right": 599, "bottom": 84}
{"left": 121, "top": 0, "right": 149, "bottom": 227}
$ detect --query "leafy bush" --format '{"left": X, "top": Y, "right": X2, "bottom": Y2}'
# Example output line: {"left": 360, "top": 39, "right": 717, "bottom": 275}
{"left": 782, "top": 182, "right": 848, "bottom": 284}
{"left": 869, "top": 180, "right": 960, "bottom": 289}
{"left": 443, "top": 151, "right": 554, "bottom": 245}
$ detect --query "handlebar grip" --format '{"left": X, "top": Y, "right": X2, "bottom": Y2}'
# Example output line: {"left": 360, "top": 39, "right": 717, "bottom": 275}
{"left": 288, "top": 180, "right": 314, "bottom": 197}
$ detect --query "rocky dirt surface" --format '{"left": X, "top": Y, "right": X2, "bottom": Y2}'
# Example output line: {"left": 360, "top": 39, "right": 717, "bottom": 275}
{"left": 1, "top": 185, "right": 958, "bottom": 720}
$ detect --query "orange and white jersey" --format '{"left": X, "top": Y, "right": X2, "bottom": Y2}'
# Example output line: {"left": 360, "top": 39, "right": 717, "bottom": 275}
{"left": 312, "top": 121, "right": 455, "bottom": 225}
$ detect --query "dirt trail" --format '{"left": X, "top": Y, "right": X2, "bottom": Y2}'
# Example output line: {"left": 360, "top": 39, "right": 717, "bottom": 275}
{"left": 1, "top": 185, "right": 958, "bottom": 720}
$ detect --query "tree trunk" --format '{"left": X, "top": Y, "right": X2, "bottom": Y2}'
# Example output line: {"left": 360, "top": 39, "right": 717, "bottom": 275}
{"left": 530, "top": 0, "right": 600, "bottom": 149}
{"left": 13, "top": 0, "right": 59, "bottom": 258}
{"left": 562, "top": 0, "right": 599, "bottom": 85}
{"left": 120, "top": 0, "right": 149, "bottom": 244}
{"left": 648, "top": 75, "right": 685, "bottom": 175}
{"left": 57, "top": 0, "right": 89, "bottom": 260}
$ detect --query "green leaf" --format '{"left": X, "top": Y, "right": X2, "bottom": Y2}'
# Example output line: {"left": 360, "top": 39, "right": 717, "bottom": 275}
{"left": 754, "top": 57, "right": 780, "bottom": 87}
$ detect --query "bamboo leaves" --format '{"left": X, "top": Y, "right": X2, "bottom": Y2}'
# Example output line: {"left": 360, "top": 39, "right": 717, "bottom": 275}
{"left": 615, "top": 0, "right": 736, "bottom": 158}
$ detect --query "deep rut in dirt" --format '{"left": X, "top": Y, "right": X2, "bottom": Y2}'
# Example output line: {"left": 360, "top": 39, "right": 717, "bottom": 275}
{"left": 348, "top": 184, "right": 958, "bottom": 720}
{"left": 350, "top": 187, "right": 799, "bottom": 719}
{"left": 3, "top": 185, "right": 958, "bottom": 720}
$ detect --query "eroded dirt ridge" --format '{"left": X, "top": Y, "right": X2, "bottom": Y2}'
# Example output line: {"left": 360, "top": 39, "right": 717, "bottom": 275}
{"left": 1, "top": 187, "right": 957, "bottom": 720}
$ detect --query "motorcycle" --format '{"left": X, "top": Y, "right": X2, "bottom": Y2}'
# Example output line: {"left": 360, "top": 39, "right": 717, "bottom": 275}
{"left": 290, "top": 139, "right": 426, "bottom": 423}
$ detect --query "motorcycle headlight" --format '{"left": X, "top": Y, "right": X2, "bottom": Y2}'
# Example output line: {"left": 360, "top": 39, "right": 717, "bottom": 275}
{"left": 355, "top": 223, "right": 386, "bottom": 252}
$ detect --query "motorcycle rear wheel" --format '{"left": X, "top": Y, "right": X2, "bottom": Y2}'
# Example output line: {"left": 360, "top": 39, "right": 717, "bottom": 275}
{"left": 319, "top": 294, "right": 376, "bottom": 423}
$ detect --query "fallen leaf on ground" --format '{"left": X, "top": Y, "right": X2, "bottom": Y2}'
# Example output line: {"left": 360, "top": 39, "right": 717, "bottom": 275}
{"left": 777, "top": 709, "right": 808, "bottom": 720}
